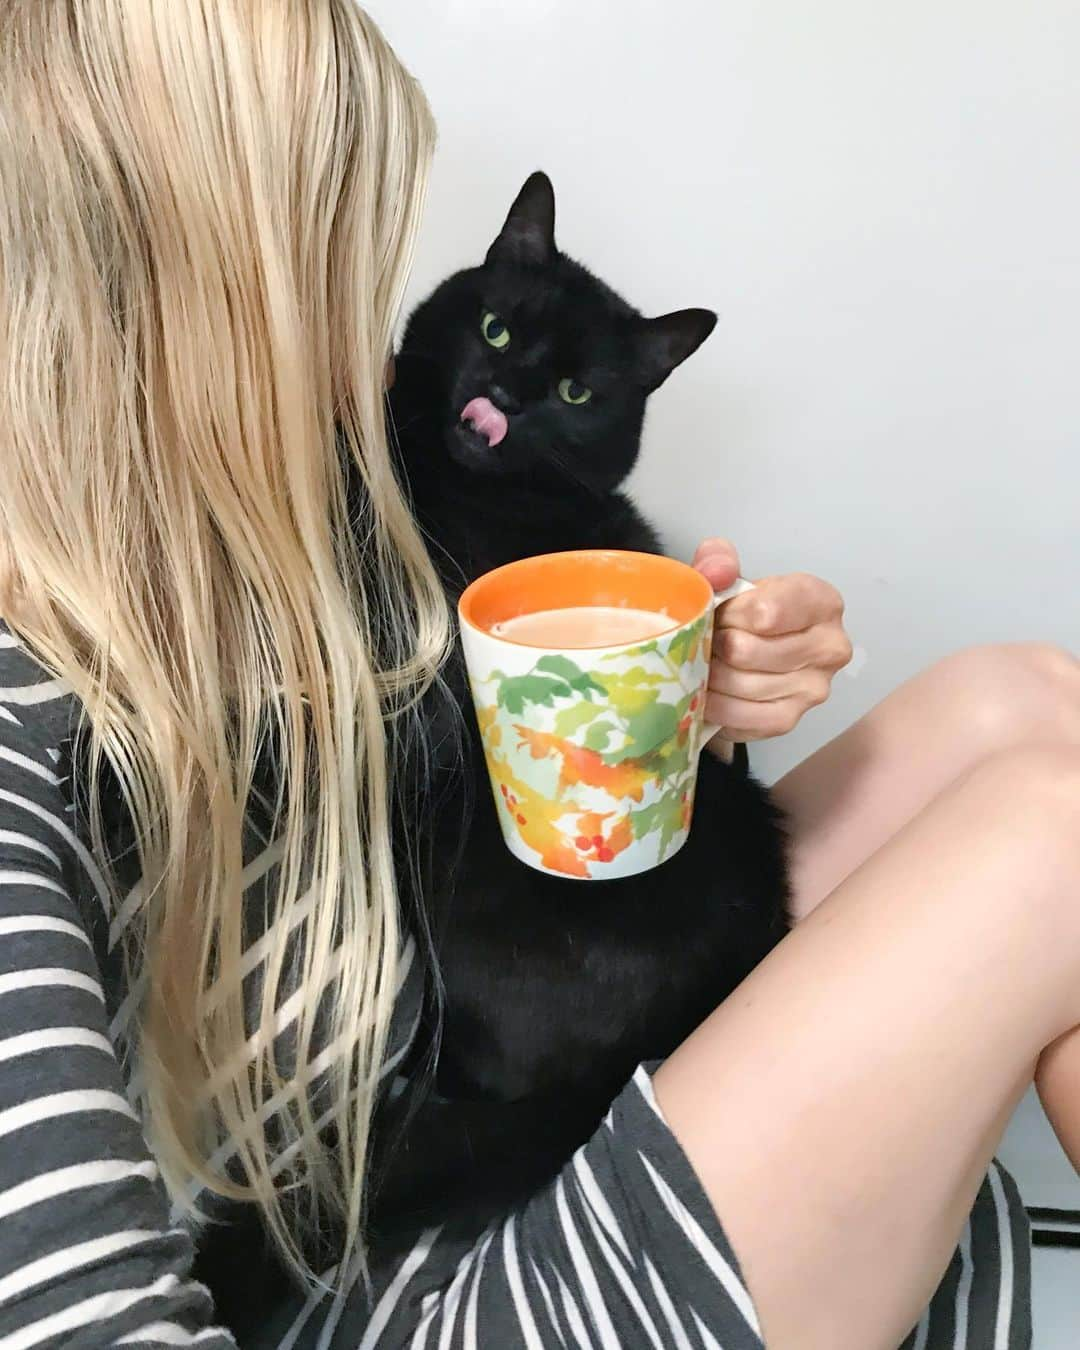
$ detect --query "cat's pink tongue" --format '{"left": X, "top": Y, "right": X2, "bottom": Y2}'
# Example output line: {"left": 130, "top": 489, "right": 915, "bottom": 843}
{"left": 460, "top": 396, "right": 508, "bottom": 448}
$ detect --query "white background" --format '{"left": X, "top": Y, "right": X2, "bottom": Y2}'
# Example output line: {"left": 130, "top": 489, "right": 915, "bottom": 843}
{"left": 365, "top": 0, "right": 1080, "bottom": 1332}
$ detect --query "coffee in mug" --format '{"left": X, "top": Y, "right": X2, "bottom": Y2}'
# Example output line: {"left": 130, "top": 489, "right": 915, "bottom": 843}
{"left": 490, "top": 605, "right": 677, "bottom": 649}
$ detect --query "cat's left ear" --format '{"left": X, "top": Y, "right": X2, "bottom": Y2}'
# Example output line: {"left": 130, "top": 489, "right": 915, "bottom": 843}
{"left": 635, "top": 309, "right": 718, "bottom": 392}
{"left": 486, "top": 171, "right": 556, "bottom": 268}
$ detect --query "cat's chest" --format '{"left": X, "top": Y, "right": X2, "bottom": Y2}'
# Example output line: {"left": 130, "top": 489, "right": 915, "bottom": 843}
{"left": 427, "top": 511, "right": 589, "bottom": 582}
{"left": 416, "top": 488, "right": 658, "bottom": 596}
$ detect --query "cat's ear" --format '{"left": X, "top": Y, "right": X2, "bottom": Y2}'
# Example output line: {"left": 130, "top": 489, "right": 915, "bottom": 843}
{"left": 486, "top": 171, "right": 556, "bottom": 268}
{"left": 635, "top": 309, "right": 718, "bottom": 392}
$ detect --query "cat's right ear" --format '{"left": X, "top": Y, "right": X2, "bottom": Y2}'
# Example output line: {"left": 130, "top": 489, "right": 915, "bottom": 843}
{"left": 486, "top": 171, "right": 556, "bottom": 268}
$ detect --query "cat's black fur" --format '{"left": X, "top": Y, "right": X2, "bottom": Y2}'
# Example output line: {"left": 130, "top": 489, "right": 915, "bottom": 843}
{"left": 370, "top": 173, "right": 790, "bottom": 1242}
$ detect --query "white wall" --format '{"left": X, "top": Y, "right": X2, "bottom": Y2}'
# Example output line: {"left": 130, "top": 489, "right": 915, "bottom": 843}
{"left": 364, "top": 0, "right": 1080, "bottom": 1260}
{"left": 367, "top": 0, "right": 1079, "bottom": 786}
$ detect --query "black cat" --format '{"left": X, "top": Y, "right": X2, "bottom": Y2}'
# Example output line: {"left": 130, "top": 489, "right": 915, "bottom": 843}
{"left": 388, "top": 173, "right": 727, "bottom": 587}
{"left": 371, "top": 173, "right": 791, "bottom": 1241}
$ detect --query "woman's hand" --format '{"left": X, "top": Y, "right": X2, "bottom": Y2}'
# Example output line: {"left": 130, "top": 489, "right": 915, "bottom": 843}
{"left": 693, "top": 538, "right": 852, "bottom": 744}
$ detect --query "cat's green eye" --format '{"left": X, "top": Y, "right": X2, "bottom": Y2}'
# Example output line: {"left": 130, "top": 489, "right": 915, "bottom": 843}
{"left": 558, "top": 378, "right": 592, "bottom": 405}
{"left": 481, "top": 311, "right": 510, "bottom": 349}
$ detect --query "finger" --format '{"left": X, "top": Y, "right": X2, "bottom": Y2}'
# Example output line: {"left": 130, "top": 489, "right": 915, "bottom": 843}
{"left": 708, "top": 664, "right": 832, "bottom": 707}
{"left": 692, "top": 536, "right": 740, "bottom": 570}
{"left": 704, "top": 734, "right": 736, "bottom": 765}
{"left": 716, "top": 573, "right": 844, "bottom": 637}
{"left": 703, "top": 691, "right": 808, "bottom": 741}
{"left": 692, "top": 538, "right": 741, "bottom": 592}
{"left": 713, "top": 623, "right": 854, "bottom": 674}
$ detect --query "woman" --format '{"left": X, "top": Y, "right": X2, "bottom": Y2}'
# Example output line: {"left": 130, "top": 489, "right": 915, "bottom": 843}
{"left": 0, "top": 3, "right": 1076, "bottom": 1347}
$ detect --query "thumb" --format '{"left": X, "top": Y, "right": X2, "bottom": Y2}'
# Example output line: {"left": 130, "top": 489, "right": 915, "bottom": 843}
{"left": 692, "top": 537, "right": 740, "bottom": 592}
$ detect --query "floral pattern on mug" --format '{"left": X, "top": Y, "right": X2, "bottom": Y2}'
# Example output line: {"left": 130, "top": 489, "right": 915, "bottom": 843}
{"left": 471, "top": 613, "right": 712, "bottom": 878}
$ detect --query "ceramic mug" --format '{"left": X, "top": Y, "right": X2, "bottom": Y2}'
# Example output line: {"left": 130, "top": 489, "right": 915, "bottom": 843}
{"left": 458, "top": 549, "right": 754, "bottom": 880}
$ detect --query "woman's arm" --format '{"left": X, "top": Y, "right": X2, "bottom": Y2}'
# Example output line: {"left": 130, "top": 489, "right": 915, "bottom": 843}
{"left": 0, "top": 664, "right": 236, "bottom": 1346}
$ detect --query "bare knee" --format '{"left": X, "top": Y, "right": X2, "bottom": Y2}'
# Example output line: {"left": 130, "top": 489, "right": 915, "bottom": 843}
{"left": 964, "top": 743, "right": 1080, "bottom": 855}
{"left": 928, "top": 642, "right": 1080, "bottom": 754}
{"left": 947, "top": 747, "right": 1080, "bottom": 1011}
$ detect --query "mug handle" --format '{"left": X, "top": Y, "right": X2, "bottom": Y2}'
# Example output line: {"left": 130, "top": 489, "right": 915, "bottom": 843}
{"left": 700, "top": 577, "right": 756, "bottom": 749}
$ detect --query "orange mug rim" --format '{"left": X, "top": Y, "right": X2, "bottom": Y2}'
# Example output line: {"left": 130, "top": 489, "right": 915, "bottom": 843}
{"left": 457, "top": 548, "right": 714, "bottom": 651}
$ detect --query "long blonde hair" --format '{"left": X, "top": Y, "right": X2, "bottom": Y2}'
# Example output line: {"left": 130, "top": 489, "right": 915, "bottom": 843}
{"left": 0, "top": 0, "right": 448, "bottom": 1281}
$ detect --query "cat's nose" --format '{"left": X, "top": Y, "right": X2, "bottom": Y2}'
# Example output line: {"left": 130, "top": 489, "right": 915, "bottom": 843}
{"left": 488, "top": 382, "right": 522, "bottom": 415}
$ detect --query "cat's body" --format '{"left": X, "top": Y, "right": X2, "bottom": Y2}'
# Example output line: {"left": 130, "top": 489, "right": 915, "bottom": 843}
{"left": 370, "top": 174, "right": 790, "bottom": 1240}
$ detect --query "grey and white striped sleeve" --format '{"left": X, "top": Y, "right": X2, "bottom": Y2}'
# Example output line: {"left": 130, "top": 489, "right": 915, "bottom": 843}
{"left": 0, "top": 648, "right": 236, "bottom": 1347}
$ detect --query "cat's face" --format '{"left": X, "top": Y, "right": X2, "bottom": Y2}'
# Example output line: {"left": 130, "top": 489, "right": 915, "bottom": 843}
{"left": 396, "top": 173, "right": 716, "bottom": 492}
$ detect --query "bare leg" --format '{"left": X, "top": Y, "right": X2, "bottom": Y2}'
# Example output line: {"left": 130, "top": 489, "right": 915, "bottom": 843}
{"left": 771, "top": 642, "right": 1080, "bottom": 1179}
{"left": 772, "top": 642, "right": 1080, "bottom": 918}
{"left": 654, "top": 746, "right": 1080, "bottom": 1350}
{"left": 1034, "top": 1024, "right": 1080, "bottom": 1164}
